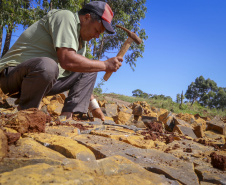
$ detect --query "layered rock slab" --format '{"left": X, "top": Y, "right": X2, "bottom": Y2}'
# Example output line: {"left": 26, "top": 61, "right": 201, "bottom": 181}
{"left": 73, "top": 134, "right": 198, "bottom": 185}
{"left": 26, "top": 133, "right": 96, "bottom": 161}
{"left": 0, "top": 156, "right": 178, "bottom": 185}
{"left": 7, "top": 137, "right": 66, "bottom": 160}
{"left": 195, "top": 165, "right": 226, "bottom": 184}
{"left": 115, "top": 148, "right": 199, "bottom": 185}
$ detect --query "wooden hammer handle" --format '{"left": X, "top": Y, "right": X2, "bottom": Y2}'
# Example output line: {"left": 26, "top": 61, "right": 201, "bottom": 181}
{"left": 103, "top": 37, "right": 134, "bottom": 81}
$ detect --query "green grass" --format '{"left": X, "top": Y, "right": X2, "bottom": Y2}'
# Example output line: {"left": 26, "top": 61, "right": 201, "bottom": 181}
{"left": 101, "top": 93, "right": 226, "bottom": 118}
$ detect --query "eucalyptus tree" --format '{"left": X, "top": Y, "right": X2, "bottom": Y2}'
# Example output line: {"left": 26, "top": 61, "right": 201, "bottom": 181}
{"left": 185, "top": 76, "right": 222, "bottom": 108}
{"left": 91, "top": 0, "right": 148, "bottom": 71}
{"left": 1, "top": 0, "right": 148, "bottom": 72}
{"left": 40, "top": 0, "right": 148, "bottom": 70}
{"left": 0, "top": 0, "right": 43, "bottom": 57}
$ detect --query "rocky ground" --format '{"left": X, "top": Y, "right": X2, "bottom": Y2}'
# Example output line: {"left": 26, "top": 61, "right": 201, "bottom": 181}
{"left": 0, "top": 91, "right": 225, "bottom": 185}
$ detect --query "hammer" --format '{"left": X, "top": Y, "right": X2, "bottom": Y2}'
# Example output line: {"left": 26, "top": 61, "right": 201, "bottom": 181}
{"left": 103, "top": 25, "right": 142, "bottom": 81}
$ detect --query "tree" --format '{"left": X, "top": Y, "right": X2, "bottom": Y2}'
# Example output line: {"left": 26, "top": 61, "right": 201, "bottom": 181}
{"left": 1, "top": 0, "right": 148, "bottom": 71}
{"left": 179, "top": 91, "right": 184, "bottom": 109}
{"left": 176, "top": 93, "right": 181, "bottom": 104}
{"left": 132, "top": 89, "right": 151, "bottom": 99}
{"left": 90, "top": 0, "right": 148, "bottom": 70}
{"left": 185, "top": 76, "right": 223, "bottom": 108}
{"left": 185, "top": 82, "right": 199, "bottom": 105}
{"left": 213, "top": 87, "right": 226, "bottom": 111}
{"left": 0, "top": 0, "right": 44, "bottom": 57}
{"left": 151, "top": 94, "right": 172, "bottom": 101}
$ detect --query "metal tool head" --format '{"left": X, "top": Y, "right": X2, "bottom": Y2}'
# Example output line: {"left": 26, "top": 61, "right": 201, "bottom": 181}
{"left": 116, "top": 25, "right": 142, "bottom": 45}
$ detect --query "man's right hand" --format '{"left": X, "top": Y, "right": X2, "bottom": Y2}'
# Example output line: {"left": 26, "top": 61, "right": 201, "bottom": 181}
{"left": 104, "top": 57, "right": 123, "bottom": 72}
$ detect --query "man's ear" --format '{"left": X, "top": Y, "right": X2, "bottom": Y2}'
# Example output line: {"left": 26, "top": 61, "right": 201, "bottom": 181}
{"left": 85, "top": 13, "right": 91, "bottom": 20}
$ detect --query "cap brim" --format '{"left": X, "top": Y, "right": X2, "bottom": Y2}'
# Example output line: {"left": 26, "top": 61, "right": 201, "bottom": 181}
{"left": 102, "top": 20, "right": 115, "bottom": 34}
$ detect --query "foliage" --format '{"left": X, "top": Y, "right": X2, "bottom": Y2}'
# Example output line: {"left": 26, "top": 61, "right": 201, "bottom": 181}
{"left": 176, "top": 93, "right": 181, "bottom": 104}
{"left": 151, "top": 94, "right": 172, "bottom": 101}
{"left": 1, "top": 0, "right": 148, "bottom": 70}
{"left": 0, "top": 0, "right": 46, "bottom": 56}
{"left": 132, "top": 89, "right": 151, "bottom": 99}
{"left": 93, "top": 78, "right": 105, "bottom": 95}
{"left": 185, "top": 76, "right": 225, "bottom": 110}
{"left": 91, "top": 0, "right": 148, "bottom": 70}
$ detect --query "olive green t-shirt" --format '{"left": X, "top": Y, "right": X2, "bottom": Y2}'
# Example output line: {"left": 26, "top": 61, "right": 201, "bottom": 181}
{"left": 0, "top": 9, "right": 86, "bottom": 78}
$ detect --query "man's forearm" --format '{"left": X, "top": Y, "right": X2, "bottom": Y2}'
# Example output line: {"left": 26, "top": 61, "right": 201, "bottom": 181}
{"left": 57, "top": 48, "right": 106, "bottom": 72}
{"left": 57, "top": 47, "right": 123, "bottom": 73}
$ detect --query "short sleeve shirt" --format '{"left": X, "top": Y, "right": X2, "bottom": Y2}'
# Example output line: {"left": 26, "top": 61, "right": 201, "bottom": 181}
{"left": 0, "top": 9, "right": 86, "bottom": 78}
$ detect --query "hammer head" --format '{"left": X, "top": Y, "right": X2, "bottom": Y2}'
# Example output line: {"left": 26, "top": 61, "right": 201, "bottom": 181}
{"left": 116, "top": 25, "right": 142, "bottom": 45}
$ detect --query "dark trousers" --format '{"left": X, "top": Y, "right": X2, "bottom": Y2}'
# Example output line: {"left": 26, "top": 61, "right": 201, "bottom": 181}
{"left": 0, "top": 57, "right": 97, "bottom": 113}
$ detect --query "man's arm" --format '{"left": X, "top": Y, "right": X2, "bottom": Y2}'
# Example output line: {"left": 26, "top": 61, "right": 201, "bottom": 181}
{"left": 57, "top": 47, "right": 123, "bottom": 73}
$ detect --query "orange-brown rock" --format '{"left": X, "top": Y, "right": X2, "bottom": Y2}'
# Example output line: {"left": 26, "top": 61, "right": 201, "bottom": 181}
{"left": 4, "top": 108, "right": 47, "bottom": 134}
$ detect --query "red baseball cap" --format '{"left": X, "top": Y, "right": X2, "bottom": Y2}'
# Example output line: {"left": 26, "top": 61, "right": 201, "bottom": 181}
{"left": 83, "top": 1, "right": 115, "bottom": 34}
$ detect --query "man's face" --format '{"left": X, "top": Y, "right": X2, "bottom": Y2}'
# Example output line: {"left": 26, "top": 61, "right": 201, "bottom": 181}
{"left": 80, "top": 14, "right": 105, "bottom": 41}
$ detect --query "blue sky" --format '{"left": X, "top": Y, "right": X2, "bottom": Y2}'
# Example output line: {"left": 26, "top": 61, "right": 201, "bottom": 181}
{"left": 2, "top": 0, "right": 226, "bottom": 101}
{"left": 96, "top": 0, "right": 226, "bottom": 100}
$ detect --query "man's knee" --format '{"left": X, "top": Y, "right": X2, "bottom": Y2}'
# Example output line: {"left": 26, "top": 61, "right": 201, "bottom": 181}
{"left": 81, "top": 72, "right": 97, "bottom": 82}
{"left": 31, "top": 57, "right": 59, "bottom": 81}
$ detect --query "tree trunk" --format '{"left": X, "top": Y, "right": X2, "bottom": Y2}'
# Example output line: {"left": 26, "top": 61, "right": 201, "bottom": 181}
{"left": 1, "top": 26, "right": 13, "bottom": 57}
{"left": 98, "top": 37, "right": 105, "bottom": 60}
{"left": 0, "top": 26, "right": 3, "bottom": 57}
{"left": 93, "top": 39, "right": 96, "bottom": 58}
{"left": 179, "top": 91, "right": 184, "bottom": 109}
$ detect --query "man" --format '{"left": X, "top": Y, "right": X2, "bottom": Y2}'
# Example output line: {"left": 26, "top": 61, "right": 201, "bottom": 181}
{"left": 0, "top": 1, "right": 122, "bottom": 121}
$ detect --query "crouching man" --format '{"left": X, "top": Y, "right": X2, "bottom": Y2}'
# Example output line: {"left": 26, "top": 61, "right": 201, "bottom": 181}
{"left": 0, "top": 1, "right": 123, "bottom": 121}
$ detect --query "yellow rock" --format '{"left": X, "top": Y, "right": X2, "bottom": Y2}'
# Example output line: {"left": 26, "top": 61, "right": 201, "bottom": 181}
{"left": 47, "top": 100, "right": 64, "bottom": 115}
{"left": 3, "top": 127, "right": 18, "bottom": 134}
{"left": 107, "top": 126, "right": 136, "bottom": 134}
{"left": 176, "top": 113, "right": 195, "bottom": 123}
{"left": 27, "top": 133, "right": 95, "bottom": 161}
{"left": 45, "top": 95, "right": 54, "bottom": 101}
{"left": 158, "top": 111, "right": 169, "bottom": 122}
{"left": 116, "top": 111, "right": 133, "bottom": 124}
{"left": 192, "top": 117, "right": 206, "bottom": 131}
{"left": 105, "top": 116, "right": 114, "bottom": 121}
{"left": 204, "top": 130, "right": 225, "bottom": 145}
{"left": 90, "top": 129, "right": 128, "bottom": 140}
{"left": 52, "top": 94, "right": 64, "bottom": 104}
{"left": 157, "top": 108, "right": 168, "bottom": 119}
{"left": 147, "top": 111, "right": 158, "bottom": 118}
{"left": 8, "top": 137, "right": 66, "bottom": 160}
{"left": 58, "top": 93, "right": 66, "bottom": 101}
{"left": 42, "top": 97, "right": 51, "bottom": 105}
{"left": 45, "top": 126, "right": 80, "bottom": 138}
{"left": 98, "top": 99, "right": 107, "bottom": 107}
{"left": 120, "top": 135, "right": 155, "bottom": 149}
{"left": 154, "top": 141, "right": 166, "bottom": 148}
{"left": 0, "top": 129, "right": 8, "bottom": 159}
